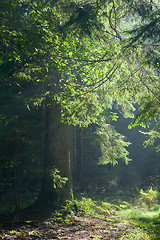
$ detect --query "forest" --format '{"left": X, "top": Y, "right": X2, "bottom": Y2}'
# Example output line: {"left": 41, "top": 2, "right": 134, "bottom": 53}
{"left": 0, "top": 0, "right": 160, "bottom": 239}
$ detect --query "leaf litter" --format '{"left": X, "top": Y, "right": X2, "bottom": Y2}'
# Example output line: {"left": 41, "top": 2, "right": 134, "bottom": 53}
{"left": 0, "top": 212, "right": 131, "bottom": 239}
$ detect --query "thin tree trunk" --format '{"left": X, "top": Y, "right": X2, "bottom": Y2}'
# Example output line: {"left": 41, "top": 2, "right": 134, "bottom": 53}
{"left": 81, "top": 129, "right": 84, "bottom": 168}
{"left": 73, "top": 127, "right": 77, "bottom": 190}
{"left": 14, "top": 143, "right": 21, "bottom": 210}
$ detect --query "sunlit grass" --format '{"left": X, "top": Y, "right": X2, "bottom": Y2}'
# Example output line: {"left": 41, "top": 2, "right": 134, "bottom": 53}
{"left": 48, "top": 191, "right": 160, "bottom": 239}
{"left": 120, "top": 207, "right": 160, "bottom": 220}
{"left": 122, "top": 228, "right": 153, "bottom": 240}
{"left": 119, "top": 203, "right": 160, "bottom": 239}
{"left": 84, "top": 188, "right": 160, "bottom": 240}
{"left": 77, "top": 195, "right": 160, "bottom": 239}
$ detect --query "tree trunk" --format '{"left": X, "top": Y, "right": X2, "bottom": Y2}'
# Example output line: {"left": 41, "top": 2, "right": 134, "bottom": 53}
{"left": 37, "top": 101, "right": 73, "bottom": 206}
{"left": 14, "top": 142, "right": 21, "bottom": 210}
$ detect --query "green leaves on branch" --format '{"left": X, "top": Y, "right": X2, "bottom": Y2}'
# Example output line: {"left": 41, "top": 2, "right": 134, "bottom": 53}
{"left": 50, "top": 167, "right": 68, "bottom": 189}
{"left": 56, "top": 91, "right": 105, "bottom": 127}
{"left": 97, "top": 123, "right": 131, "bottom": 165}
{"left": 129, "top": 101, "right": 160, "bottom": 129}
{"left": 139, "top": 128, "right": 160, "bottom": 152}
{"left": 1, "top": 0, "right": 160, "bottom": 156}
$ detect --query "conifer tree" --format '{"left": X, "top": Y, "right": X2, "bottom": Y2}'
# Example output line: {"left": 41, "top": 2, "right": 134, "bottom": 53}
{"left": 1, "top": 0, "right": 160, "bottom": 207}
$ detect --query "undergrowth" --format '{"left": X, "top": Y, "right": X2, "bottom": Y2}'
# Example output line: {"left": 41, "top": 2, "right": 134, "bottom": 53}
{"left": 52, "top": 188, "right": 160, "bottom": 239}
{"left": 51, "top": 197, "right": 119, "bottom": 223}
{"left": 1, "top": 188, "right": 160, "bottom": 239}
{"left": 119, "top": 187, "right": 160, "bottom": 240}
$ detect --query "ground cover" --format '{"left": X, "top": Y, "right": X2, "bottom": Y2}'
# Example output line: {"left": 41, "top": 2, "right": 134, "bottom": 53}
{"left": 0, "top": 191, "right": 160, "bottom": 239}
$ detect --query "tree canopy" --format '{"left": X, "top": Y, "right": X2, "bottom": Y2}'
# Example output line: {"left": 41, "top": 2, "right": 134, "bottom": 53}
{"left": 1, "top": 0, "right": 160, "bottom": 166}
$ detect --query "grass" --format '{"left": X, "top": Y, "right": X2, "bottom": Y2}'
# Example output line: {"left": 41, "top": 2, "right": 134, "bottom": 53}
{"left": 117, "top": 189, "right": 160, "bottom": 240}
{"left": 72, "top": 189, "right": 160, "bottom": 240}
{"left": 122, "top": 228, "right": 153, "bottom": 240}
{"left": 1, "top": 188, "right": 160, "bottom": 239}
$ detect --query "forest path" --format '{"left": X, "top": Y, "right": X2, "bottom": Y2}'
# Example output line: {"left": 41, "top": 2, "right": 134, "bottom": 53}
{"left": 0, "top": 213, "right": 131, "bottom": 239}
{"left": 52, "top": 215, "right": 130, "bottom": 239}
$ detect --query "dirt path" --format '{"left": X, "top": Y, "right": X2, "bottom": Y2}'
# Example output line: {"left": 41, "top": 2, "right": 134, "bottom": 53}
{"left": 1, "top": 214, "right": 131, "bottom": 239}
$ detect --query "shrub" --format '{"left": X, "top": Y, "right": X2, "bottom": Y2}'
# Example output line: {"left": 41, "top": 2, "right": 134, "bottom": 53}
{"left": 139, "top": 187, "right": 158, "bottom": 208}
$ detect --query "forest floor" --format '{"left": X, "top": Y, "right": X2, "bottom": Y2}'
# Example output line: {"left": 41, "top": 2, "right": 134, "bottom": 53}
{"left": 0, "top": 194, "right": 160, "bottom": 239}
{"left": 0, "top": 213, "right": 131, "bottom": 239}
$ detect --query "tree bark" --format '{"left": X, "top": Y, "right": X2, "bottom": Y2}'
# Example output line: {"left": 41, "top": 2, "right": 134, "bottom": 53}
{"left": 37, "top": 101, "right": 73, "bottom": 206}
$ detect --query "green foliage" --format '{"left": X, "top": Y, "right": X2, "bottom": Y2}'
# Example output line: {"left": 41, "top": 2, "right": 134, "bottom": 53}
{"left": 1, "top": 0, "right": 160, "bottom": 143}
{"left": 109, "top": 112, "right": 119, "bottom": 121}
{"left": 1, "top": 0, "right": 159, "bottom": 132}
{"left": 1, "top": 0, "right": 160, "bottom": 211}
{"left": 50, "top": 167, "right": 68, "bottom": 189}
{"left": 97, "top": 123, "right": 131, "bottom": 165}
{"left": 52, "top": 196, "right": 119, "bottom": 222}
{"left": 139, "top": 128, "right": 160, "bottom": 152}
{"left": 119, "top": 194, "right": 160, "bottom": 239}
{"left": 48, "top": 193, "right": 160, "bottom": 239}
{"left": 79, "top": 197, "right": 97, "bottom": 215}
{"left": 50, "top": 199, "right": 81, "bottom": 222}
{"left": 62, "top": 1, "right": 105, "bottom": 36}
{"left": 51, "top": 194, "right": 160, "bottom": 239}
{"left": 139, "top": 187, "right": 158, "bottom": 208}
{"left": 122, "top": 228, "right": 153, "bottom": 240}
{"left": 73, "top": 197, "right": 121, "bottom": 217}
{"left": 123, "top": 0, "right": 160, "bottom": 146}
{"left": 129, "top": 102, "right": 160, "bottom": 129}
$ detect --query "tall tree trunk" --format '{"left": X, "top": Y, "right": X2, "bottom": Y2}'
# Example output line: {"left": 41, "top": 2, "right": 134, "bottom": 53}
{"left": 50, "top": 101, "right": 73, "bottom": 202}
{"left": 37, "top": 101, "right": 73, "bottom": 206}
{"left": 73, "top": 127, "right": 77, "bottom": 190}
{"left": 14, "top": 142, "right": 21, "bottom": 210}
